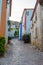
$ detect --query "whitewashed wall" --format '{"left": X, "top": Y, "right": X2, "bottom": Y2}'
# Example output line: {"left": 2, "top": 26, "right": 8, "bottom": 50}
{"left": 26, "top": 10, "right": 33, "bottom": 34}
{"left": 22, "top": 9, "right": 33, "bottom": 35}
{"left": 5, "top": 0, "right": 10, "bottom": 44}
{"left": 22, "top": 11, "right": 26, "bottom": 35}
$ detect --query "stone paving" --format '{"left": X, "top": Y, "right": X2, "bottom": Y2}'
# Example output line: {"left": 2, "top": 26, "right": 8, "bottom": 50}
{"left": 0, "top": 39, "right": 43, "bottom": 65}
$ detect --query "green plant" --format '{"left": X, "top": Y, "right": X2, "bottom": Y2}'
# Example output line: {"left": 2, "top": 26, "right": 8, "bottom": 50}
{"left": 17, "top": 30, "right": 19, "bottom": 36}
{"left": 0, "top": 37, "right": 5, "bottom": 57}
{"left": 8, "top": 37, "right": 12, "bottom": 44}
{"left": 22, "top": 34, "right": 31, "bottom": 43}
{"left": 8, "top": 20, "right": 11, "bottom": 26}
{"left": 14, "top": 30, "right": 19, "bottom": 36}
{"left": 14, "top": 31, "right": 17, "bottom": 36}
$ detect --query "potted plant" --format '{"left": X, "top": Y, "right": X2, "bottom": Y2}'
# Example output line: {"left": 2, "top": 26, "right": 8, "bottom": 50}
{"left": 22, "top": 34, "right": 31, "bottom": 43}
{"left": 8, "top": 37, "right": 12, "bottom": 44}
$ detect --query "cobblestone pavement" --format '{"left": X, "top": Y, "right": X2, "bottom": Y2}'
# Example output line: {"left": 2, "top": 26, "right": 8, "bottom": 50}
{"left": 0, "top": 39, "right": 43, "bottom": 65}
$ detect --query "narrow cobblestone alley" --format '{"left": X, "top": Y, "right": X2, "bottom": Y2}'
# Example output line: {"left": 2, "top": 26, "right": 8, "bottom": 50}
{"left": 0, "top": 39, "right": 43, "bottom": 65}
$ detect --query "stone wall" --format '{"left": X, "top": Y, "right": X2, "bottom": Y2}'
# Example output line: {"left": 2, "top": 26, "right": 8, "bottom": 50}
{"left": 31, "top": 3, "right": 43, "bottom": 51}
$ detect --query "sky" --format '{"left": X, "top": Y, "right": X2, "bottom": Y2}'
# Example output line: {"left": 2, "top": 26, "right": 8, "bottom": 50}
{"left": 9, "top": 0, "right": 36, "bottom": 22}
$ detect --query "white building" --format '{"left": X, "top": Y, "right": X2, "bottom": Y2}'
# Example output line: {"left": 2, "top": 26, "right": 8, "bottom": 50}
{"left": 21, "top": 9, "right": 33, "bottom": 35}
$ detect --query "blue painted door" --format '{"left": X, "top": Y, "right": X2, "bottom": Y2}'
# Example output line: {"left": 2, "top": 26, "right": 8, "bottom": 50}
{"left": 19, "top": 23, "right": 22, "bottom": 40}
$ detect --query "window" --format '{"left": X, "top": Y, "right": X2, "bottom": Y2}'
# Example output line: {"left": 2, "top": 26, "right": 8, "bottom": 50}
{"left": 34, "top": 21, "right": 36, "bottom": 23}
{"left": 6, "top": 0, "right": 10, "bottom": 8}
{"left": 35, "top": 12, "right": 37, "bottom": 21}
{"left": 35, "top": 15, "right": 37, "bottom": 21}
{"left": 35, "top": 27, "right": 37, "bottom": 38}
{"left": 0, "top": 0, "right": 2, "bottom": 21}
{"left": 6, "top": 0, "right": 10, "bottom": 4}
{"left": 26, "top": 11, "right": 29, "bottom": 16}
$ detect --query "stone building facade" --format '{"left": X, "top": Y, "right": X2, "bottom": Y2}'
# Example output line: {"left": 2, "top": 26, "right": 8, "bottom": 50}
{"left": 31, "top": 0, "right": 43, "bottom": 51}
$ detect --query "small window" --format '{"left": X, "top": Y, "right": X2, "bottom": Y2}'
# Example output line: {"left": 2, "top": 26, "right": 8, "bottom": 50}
{"left": 34, "top": 21, "right": 36, "bottom": 23}
{"left": 26, "top": 11, "right": 29, "bottom": 15}
{"left": 35, "top": 12, "right": 37, "bottom": 21}
{"left": 35, "top": 15, "right": 37, "bottom": 21}
{"left": 35, "top": 27, "right": 37, "bottom": 38}
{"left": 6, "top": 0, "right": 10, "bottom": 4}
{"left": 6, "top": 0, "right": 10, "bottom": 8}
